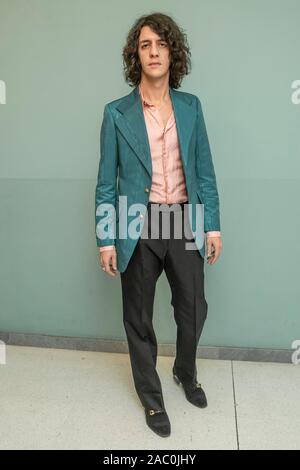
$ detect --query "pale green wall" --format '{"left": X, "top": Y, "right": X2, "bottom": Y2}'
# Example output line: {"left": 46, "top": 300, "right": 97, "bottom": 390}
{"left": 1, "top": 0, "right": 299, "bottom": 349}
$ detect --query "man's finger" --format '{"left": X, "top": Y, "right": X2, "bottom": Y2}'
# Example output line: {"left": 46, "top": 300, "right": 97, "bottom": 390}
{"left": 111, "top": 252, "right": 117, "bottom": 271}
{"left": 100, "top": 252, "right": 117, "bottom": 276}
{"left": 104, "top": 258, "right": 116, "bottom": 276}
{"left": 206, "top": 237, "right": 222, "bottom": 264}
{"left": 206, "top": 238, "right": 213, "bottom": 258}
{"left": 209, "top": 243, "right": 222, "bottom": 264}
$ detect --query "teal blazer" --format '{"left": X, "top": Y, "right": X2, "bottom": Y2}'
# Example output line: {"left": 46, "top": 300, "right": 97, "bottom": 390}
{"left": 95, "top": 86, "right": 220, "bottom": 272}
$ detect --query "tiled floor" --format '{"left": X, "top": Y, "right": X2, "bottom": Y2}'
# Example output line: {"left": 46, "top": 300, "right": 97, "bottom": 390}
{"left": 0, "top": 345, "right": 299, "bottom": 450}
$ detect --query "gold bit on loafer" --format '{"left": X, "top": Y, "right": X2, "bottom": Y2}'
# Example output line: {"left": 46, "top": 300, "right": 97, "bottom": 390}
{"left": 148, "top": 409, "right": 164, "bottom": 416}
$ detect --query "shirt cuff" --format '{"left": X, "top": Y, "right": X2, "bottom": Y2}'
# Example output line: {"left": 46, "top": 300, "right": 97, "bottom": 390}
{"left": 99, "top": 245, "right": 116, "bottom": 252}
{"left": 206, "top": 231, "right": 221, "bottom": 237}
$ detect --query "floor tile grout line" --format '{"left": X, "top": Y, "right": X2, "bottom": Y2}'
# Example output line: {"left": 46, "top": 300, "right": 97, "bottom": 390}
{"left": 231, "top": 360, "right": 240, "bottom": 450}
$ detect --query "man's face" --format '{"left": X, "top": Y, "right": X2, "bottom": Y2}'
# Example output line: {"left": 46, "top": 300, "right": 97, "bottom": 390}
{"left": 137, "top": 26, "right": 170, "bottom": 80}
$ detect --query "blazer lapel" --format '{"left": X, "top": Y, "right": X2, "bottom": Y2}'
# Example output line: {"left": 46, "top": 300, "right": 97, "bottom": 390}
{"left": 115, "top": 85, "right": 197, "bottom": 177}
{"left": 169, "top": 87, "right": 197, "bottom": 169}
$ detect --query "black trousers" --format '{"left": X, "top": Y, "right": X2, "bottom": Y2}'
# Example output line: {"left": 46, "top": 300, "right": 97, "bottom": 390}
{"left": 120, "top": 201, "right": 208, "bottom": 411}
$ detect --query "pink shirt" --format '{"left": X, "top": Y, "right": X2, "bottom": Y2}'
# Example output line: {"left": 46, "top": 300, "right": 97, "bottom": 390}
{"left": 100, "top": 85, "right": 220, "bottom": 252}
{"left": 140, "top": 84, "right": 188, "bottom": 204}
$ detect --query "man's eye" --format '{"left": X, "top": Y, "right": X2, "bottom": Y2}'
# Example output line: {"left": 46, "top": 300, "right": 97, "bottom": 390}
{"left": 141, "top": 43, "right": 167, "bottom": 48}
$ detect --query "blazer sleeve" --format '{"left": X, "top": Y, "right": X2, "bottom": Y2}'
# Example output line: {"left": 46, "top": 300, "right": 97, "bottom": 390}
{"left": 95, "top": 104, "right": 119, "bottom": 248}
{"left": 195, "top": 96, "right": 221, "bottom": 232}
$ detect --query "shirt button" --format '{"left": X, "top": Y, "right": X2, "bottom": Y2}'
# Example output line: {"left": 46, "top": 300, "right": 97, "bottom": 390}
{"left": 140, "top": 214, "right": 144, "bottom": 219}
{"left": 145, "top": 187, "right": 149, "bottom": 193}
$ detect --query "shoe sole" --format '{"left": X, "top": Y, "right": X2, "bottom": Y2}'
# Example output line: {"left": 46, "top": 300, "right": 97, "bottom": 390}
{"left": 146, "top": 424, "right": 171, "bottom": 438}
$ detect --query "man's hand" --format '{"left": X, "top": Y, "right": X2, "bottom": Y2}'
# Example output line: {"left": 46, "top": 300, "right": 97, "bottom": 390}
{"left": 99, "top": 248, "right": 118, "bottom": 276}
{"left": 206, "top": 236, "right": 222, "bottom": 265}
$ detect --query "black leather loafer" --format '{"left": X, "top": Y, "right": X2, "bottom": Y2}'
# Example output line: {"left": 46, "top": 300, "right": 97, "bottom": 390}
{"left": 173, "top": 366, "right": 208, "bottom": 408}
{"left": 144, "top": 408, "right": 171, "bottom": 437}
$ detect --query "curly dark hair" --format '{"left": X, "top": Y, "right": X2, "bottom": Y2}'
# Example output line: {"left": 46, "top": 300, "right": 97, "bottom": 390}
{"left": 122, "top": 12, "right": 191, "bottom": 89}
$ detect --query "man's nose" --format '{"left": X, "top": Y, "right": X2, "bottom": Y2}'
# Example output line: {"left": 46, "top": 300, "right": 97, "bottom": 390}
{"left": 150, "top": 46, "right": 159, "bottom": 57}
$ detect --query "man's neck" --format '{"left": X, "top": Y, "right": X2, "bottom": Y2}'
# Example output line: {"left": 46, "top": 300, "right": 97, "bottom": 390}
{"left": 139, "top": 80, "right": 170, "bottom": 106}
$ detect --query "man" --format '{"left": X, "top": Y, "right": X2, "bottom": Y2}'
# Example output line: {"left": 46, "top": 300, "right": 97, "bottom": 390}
{"left": 95, "top": 13, "right": 222, "bottom": 437}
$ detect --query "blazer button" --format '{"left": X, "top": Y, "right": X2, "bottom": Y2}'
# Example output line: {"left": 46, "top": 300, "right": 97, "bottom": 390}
{"left": 145, "top": 187, "right": 149, "bottom": 193}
